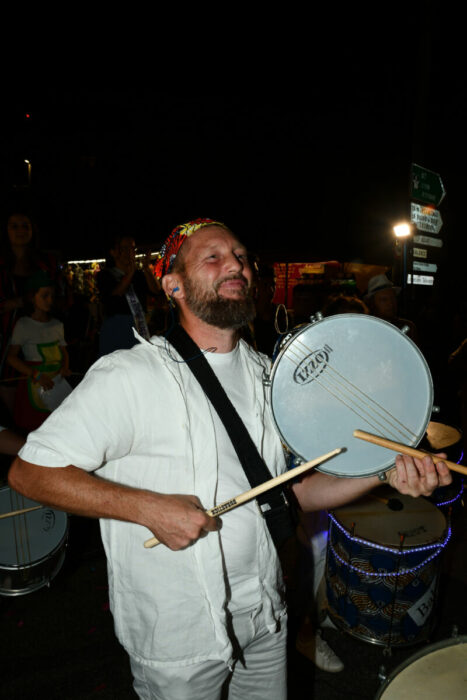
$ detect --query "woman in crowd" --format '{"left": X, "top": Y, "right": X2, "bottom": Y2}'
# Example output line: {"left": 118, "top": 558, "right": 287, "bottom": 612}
{"left": 0, "top": 210, "right": 62, "bottom": 415}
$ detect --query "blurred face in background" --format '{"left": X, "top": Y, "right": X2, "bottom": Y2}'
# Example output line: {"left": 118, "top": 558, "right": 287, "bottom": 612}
{"left": 372, "top": 287, "right": 398, "bottom": 320}
{"left": 33, "top": 286, "right": 55, "bottom": 314}
{"left": 7, "top": 214, "right": 33, "bottom": 247}
{"left": 111, "top": 237, "right": 136, "bottom": 270}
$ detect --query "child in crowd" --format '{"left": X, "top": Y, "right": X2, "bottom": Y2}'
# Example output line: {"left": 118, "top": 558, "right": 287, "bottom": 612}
{"left": 7, "top": 272, "right": 71, "bottom": 433}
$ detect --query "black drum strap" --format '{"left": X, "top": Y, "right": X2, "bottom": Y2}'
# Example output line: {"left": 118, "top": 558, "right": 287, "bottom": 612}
{"left": 165, "top": 324, "right": 296, "bottom": 551}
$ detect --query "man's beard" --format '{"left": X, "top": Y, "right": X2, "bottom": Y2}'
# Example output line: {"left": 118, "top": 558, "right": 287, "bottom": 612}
{"left": 183, "top": 274, "right": 256, "bottom": 330}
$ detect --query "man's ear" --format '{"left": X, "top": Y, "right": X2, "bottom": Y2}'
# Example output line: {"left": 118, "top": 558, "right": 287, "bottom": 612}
{"left": 162, "top": 274, "right": 184, "bottom": 300}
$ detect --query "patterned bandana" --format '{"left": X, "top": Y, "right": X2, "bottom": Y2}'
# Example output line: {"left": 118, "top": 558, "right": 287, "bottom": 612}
{"left": 154, "top": 218, "right": 227, "bottom": 279}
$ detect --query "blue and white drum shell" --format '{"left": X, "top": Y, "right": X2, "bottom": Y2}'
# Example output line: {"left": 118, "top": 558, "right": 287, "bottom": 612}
{"left": 325, "top": 490, "right": 449, "bottom": 647}
{"left": 375, "top": 635, "right": 467, "bottom": 699}
{"left": 269, "top": 314, "right": 434, "bottom": 477}
{"left": 0, "top": 486, "right": 68, "bottom": 597}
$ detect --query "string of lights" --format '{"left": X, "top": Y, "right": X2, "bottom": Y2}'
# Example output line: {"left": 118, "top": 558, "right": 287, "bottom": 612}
{"left": 328, "top": 512, "right": 450, "bottom": 556}
{"left": 435, "top": 478, "right": 465, "bottom": 507}
{"left": 328, "top": 531, "right": 451, "bottom": 578}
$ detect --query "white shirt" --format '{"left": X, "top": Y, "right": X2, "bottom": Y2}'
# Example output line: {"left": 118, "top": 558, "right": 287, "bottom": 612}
{"left": 19, "top": 334, "right": 286, "bottom": 668}
{"left": 10, "top": 317, "right": 66, "bottom": 362}
{"left": 205, "top": 344, "right": 261, "bottom": 613}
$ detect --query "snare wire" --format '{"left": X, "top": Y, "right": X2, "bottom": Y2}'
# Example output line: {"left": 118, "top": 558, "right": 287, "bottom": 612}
{"left": 284, "top": 337, "right": 420, "bottom": 444}
{"left": 9, "top": 488, "right": 32, "bottom": 568}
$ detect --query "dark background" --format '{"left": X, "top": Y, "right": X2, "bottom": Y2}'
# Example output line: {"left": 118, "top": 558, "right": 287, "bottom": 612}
{"left": 2, "top": 6, "right": 467, "bottom": 697}
{"left": 2, "top": 1, "right": 465, "bottom": 282}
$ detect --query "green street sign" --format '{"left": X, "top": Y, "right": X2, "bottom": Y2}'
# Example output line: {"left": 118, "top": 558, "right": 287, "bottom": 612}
{"left": 411, "top": 164, "right": 446, "bottom": 206}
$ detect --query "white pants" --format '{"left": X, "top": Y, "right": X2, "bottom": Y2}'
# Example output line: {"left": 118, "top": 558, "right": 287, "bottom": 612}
{"left": 129, "top": 606, "right": 287, "bottom": 700}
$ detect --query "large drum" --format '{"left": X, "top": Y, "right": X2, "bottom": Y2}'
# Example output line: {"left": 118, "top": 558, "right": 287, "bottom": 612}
{"left": 269, "top": 314, "right": 433, "bottom": 478}
{"left": 0, "top": 486, "right": 68, "bottom": 596}
{"left": 325, "top": 488, "right": 450, "bottom": 647}
{"left": 375, "top": 635, "right": 467, "bottom": 698}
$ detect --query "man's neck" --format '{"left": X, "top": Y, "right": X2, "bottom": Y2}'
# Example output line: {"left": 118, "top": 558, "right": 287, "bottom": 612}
{"left": 179, "top": 314, "right": 239, "bottom": 353}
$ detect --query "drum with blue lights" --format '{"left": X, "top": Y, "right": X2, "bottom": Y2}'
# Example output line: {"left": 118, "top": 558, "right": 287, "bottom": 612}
{"left": 325, "top": 488, "right": 449, "bottom": 647}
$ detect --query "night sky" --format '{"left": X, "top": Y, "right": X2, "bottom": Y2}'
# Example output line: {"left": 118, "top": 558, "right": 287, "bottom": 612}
{"left": 2, "top": 3, "right": 465, "bottom": 287}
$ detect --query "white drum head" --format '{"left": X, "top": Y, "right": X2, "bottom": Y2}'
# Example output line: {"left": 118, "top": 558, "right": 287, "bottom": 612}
{"left": 270, "top": 314, "right": 433, "bottom": 477}
{"left": 377, "top": 637, "right": 467, "bottom": 699}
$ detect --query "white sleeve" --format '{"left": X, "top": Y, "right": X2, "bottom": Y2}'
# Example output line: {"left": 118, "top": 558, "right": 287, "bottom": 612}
{"left": 19, "top": 354, "right": 136, "bottom": 471}
{"left": 10, "top": 318, "right": 27, "bottom": 347}
{"left": 57, "top": 320, "right": 67, "bottom": 346}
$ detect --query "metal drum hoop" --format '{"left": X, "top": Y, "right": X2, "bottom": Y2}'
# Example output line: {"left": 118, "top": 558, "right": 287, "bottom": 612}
{"left": 0, "top": 486, "right": 68, "bottom": 596}
{"left": 268, "top": 314, "right": 434, "bottom": 478}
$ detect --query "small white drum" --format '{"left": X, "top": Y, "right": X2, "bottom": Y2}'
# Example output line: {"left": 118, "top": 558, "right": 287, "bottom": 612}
{"left": 375, "top": 636, "right": 467, "bottom": 699}
{"left": 269, "top": 314, "right": 433, "bottom": 477}
{"left": 0, "top": 486, "right": 68, "bottom": 596}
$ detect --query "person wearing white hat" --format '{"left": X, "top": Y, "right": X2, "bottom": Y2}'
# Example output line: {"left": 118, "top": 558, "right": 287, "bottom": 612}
{"left": 365, "top": 273, "right": 418, "bottom": 342}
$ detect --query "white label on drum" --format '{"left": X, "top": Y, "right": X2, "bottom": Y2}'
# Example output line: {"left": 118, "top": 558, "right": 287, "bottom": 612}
{"left": 407, "top": 577, "right": 437, "bottom": 627}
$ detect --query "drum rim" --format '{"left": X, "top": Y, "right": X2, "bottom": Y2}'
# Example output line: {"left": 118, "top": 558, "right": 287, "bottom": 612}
{"left": 0, "top": 546, "right": 67, "bottom": 597}
{"left": 269, "top": 314, "right": 433, "bottom": 477}
{"left": 375, "top": 635, "right": 467, "bottom": 698}
{"left": 327, "top": 608, "right": 435, "bottom": 649}
{"left": 0, "top": 520, "right": 68, "bottom": 570}
{"left": 328, "top": 507, "right": 449, "bottom": 553}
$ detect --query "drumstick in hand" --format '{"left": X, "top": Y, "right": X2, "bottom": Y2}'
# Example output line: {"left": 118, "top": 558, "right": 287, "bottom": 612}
{"left": 144, "top": 447, "right": 343, "bottom": 549}
{"left": 353, "top": 429, "right": 467, "bottom": 476}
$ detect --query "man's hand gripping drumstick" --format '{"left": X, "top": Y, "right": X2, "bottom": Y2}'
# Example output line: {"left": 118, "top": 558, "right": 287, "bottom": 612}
{"left": 354, "top": 429, "right": 458, "bottom": 496}
{"left": 144, "top": 448, "right": 342, "bottom": 549}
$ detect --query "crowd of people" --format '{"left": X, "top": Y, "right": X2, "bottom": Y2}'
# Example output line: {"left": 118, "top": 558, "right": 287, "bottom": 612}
{"left": 0, "top": 209, "right": 169, "bottom": 433}
{"left": 1, "top": 213, "right": 464, "bottom": 700}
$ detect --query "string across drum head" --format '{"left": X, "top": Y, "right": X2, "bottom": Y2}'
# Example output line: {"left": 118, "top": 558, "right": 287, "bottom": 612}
{"left": 269, "top": 314, "right": 433, "bottom": 477}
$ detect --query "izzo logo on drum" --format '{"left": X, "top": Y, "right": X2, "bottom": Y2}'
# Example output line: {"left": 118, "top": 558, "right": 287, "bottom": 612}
{"left": 293, "top": 345, "right": 333, "bottom": 385}
{"left": 41, "top": 509, "right": 56, "bottom": 532}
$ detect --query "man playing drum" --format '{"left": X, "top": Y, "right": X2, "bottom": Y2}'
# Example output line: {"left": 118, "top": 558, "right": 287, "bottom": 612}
{"left": 8, "top": 219, "right": 451, "bottom": 700}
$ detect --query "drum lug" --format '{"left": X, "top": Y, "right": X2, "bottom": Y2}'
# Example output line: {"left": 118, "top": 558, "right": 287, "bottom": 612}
{"left": 401, "top": 324, "right": 411, "bottom": 335}
{"left": 262, "top": 370, "right": 271, "bottom": 388}
{"left": 308, "top": 311, "right": 323, "bottom": 325}
{"left": 377, "top": 665, "right": 388, "bottom": 683}
{"left": 432, "top": 405, "right": 440, "bottom": 414}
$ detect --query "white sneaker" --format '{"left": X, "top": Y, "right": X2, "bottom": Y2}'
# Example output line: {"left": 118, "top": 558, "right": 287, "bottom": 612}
{"left": 320, "top": 613, "right": 338, "bottom": 630}
{"left": 296, "top": 630, "right": 344, "bottom": 672}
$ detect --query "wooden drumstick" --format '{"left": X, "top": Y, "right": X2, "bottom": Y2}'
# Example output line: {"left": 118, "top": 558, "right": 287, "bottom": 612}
{"left": 143, "top": 447, "right": 343, "bottom": 549}
{"left": 0, "top": 505, "right": 43, "bottom": 520}
{"left": 353, "top": 429, "right": 467, "bottom": 476}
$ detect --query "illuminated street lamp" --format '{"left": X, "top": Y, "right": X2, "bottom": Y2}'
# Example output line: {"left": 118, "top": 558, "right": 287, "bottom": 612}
{"left": 393, "top": 223, "right": 412, "bottom": 239}
{"left": 393, "top": 222, "right": 412, "bottom": 296}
